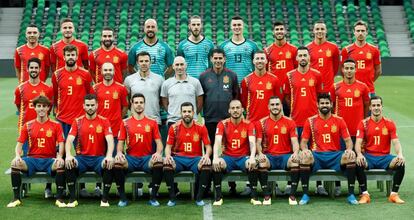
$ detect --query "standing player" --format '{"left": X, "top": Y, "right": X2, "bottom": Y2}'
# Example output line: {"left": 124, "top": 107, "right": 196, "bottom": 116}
{"left": 220, "top": 16, "right": 259, "bottom": 83}
{"left": 50, "top": 18, "right": 89, "bottom": 71}
{"left": 341, "top": 20, "right": 381, "bottom": 96}
{"left": 163, "top": 102, "right": 212, "bottom": 206}
{"left": 64, "top": 94, "right": 115, "bottom": 207}
{"left": 7, "top": 96, "right": 66, "bottom": 208}
{"left": 307, "top": 21, "right": 340, "bottom": 93}
{"left": 299, "top": 93, "right": 358, "bottom": 205}
{"left": 128, "top": 19, "right": 174, "bottom": 78}
{"left": 14, "top": 24, "right": 50, "bottom": 83}
{"left": 177, "top": 15, "right": 214, "bottom": 78}
{"left": 113, "top": 93, "right": 164, "bottom": 207}
{"left": 211, "top": 100, "right": 259, "bottom": 206}
{"left": 256, "top": 96, "right": 300, "bottom": 205}
{"left": 355, "top": 96, "right": 406, "bottom": 204}
{"left": 89, "top": 27, "right": 128, "bottom": 83}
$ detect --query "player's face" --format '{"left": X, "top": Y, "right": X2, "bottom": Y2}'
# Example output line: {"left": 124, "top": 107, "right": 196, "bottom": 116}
{"left": 61, "top": 22, "right": 74, "bottom": 39}
{"left": 318, "top": 98, "right": 332, "bottom": 115}
{"left": 253, "top": 53, "right": 268, "bottom": 70}
{"left": 370, "top": 99, "right": 383, "bottom": 117}
{"left": 342, "top": 62, "right": 356, "bottom": 80}
{"left": 210, "top": 53, "right": 225, "bottom": 69}
{"left": 313, "top": 23, "right": 327, "bottom": 40}
{"left": 144, "top": 20, "right": 158, "bottom": 39}
{"left": 28, "top": 62, "right": 40, "bottom": 79}
{"left": 189, "top": 18, "right": 202, "bottom": 37}
{"left": 101, "top": 30, "right": 114, "bottom": 48}
{"left": 64, "top": 51, "right": 78, "bottom": 67}
{"left": 173, "top": 57, "right": 187, "bottom": 76}
{"left": 354, "top": 25, "right": 367, "bottom": 41}
{"left": 102, "top": 63, "right": 114, "bottom": 81}
{"left": 25, "top": 27, "right": 39, "bottom": 44}
{"left": 131, "top": 97, "right": 145, "bottom": 114}
{"left": 228, "top": 101, "right": 243, "bottom": 119}
{"left": 34, "top": 103, "right": 50, "bottom": 118}
{"left": 273, "top": 25, "right": 285, "bottom": 40}
{"left": 268, "top": 98, "right": 282, "bottom": 116}
{"left": 84, "top": 99, "right": 97, "bottom": 116}
{"left": 297, "top": 49, "right": 310, "bottom": 67}
{"left": 181, "top": 106, "right": 194, "bottom": 124}
{"left": 137, "top": 55, "right": 151, "bottom": 72}
{"left": 231, "top": 19, "right": 244, "bottom": 35}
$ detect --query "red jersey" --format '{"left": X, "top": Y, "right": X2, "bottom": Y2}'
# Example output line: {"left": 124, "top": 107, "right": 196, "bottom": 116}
{"left": 93, "top": 82, "right": 128, "bottom": 137}
{"left": 118, "top": 116, "right": 161, "bottom": 157}
{"left": 18, "top": 119, "right": 64, "bottom": 158}
{"left": 14, "top": 44, "right": 51, "bottom": 83}
{"left": 52, "top": 67, "right": 92, "bottom": 124}
{"left": 50, "top": 39, "right": 89, "bottom": 71}
{"left": 89, "top": 47, "right": 128, "bottom": 83}
{"left": 69, "top": 115, "right": 112, "bottom": 156}
{"left": 356, "top": 117, "right": 398, "bottom": 156}
{"left": 307, "top": 40, "right": 340, "bottom": 93}
{"left": 302, "top": 115, "right": 350, "bottom": 152}
{"left": 216, "top": 118, "right": 255, "bottom": 157}
{"left": 330, "top": 80, "right": 370, "bottom": 136}
{"left": 257, "top": 116, "right": 297, "bottom": 155}
{"left": 264, "top": 42, "right": 297, "bottom": 87}
{"left": 167, "top": 121, "right": 210, "bottom": 157}
{"left": 284, "top": 68, "right": 323, "bottom": 127}
{"left": 241, "top": 72, "right": 282, "bottom": 122}
{"left": 14, "top": 81, "right": 53, "bottom": 133}
{"left": 341, "top": 43, "right": 381, "bottom": 93}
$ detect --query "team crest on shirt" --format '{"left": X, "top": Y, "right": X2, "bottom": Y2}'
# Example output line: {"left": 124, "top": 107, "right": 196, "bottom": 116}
{"left": 46, "top": 129, "right": 53, "bottom": 137}
{"left": 285, "top": 51, "right": 291, "bottom": 59}
{"left": 354, "top": 89, "right": 360, "bottom": 97}
{"left": 76, "top": 77, "right": 83, "bottom": 85}
{"left": 145, "top": 124, "right": 151, "bottom": 132}
{"left": 96, "top": 125, "right": 103, "bottom": 133}
{"left": 366, "top": 52, "right": 372, "bottom": 60}
{"left": 326, "top": 49, "right": 332, "bottom": 57}
{"left": 266, "top": 81, "right": 272, "bottom": 90}
{"left": 38, "top": 52, "right": 44, "bottom": 60}
{"left": 193, "top": 133, "right": 200, "bottom": 142}
{"left": 113, "top": 56, "right": 119, "bottom": 63}
{"left": 113, "top": 91, "right": 119, "bottom": 99}
{"left": 382, "top": 127, "right": 388, "bottom": 135}
{"left": 241, "top": 129, "right": 247, "bottom": 138}
{"left": 281, "top": 126, "right": 287, "bottom": 134}
{"left": 40, "top": 90, "right": 45, "bottom": 96}
{"left": 331, "top": 125, "right": 337, "bottom": 133}
{"left": 223, "top": 75, "right": 229, "bottom": 84}
{"left": 309, "top": 78, "right": 315, "bottom": 86}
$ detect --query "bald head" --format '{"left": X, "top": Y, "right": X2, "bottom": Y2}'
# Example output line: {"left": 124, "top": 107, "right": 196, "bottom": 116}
{"left": 144, "top": 19, "right": 158, "bottom": 39}
{"left": 173, "top": 56, "right": 187, "bottom": 76}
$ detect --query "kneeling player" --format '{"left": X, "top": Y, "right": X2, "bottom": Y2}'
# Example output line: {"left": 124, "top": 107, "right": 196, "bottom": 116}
{"left": 113, "top": 93, "right": 164, "bottom": 207}
{"left": 300, "top": 93, "right": 358, "bottom": 205}
{"left": 7, "top": 96, "right": 66, "bottom": 208}
{"left": 212, "top": 100, "right": 259, "bottom": 206}
{"left": 256, "top": 96, "right": 300, "bottom": 205}
{"left": 64, "top": 94, "right": 115, "bottom": 207}
{"left": 355, "top": 96, "right": 405, "bottom": 204}
{"left": 163, "top": 102, "right": 212, "bottom": 206}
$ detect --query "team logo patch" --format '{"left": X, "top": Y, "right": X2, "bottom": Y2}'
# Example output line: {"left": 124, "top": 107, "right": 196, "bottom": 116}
{"left": 38, "top": 52, "right": 44, "bottom": 60}
{"left": 266, "top": 81, "right": 272, "bottom": 90}
{"left": 113, "top": 56, "right": 119, "bottom": 63}
{"left": 382, "top": 127, "right": 388, "bottom": 135}
{"left": 145, "top": 124, "right": 151, "bottom": 132}
{"left": 241, "top": 129, "right": 247, "bottom": 138}
{"left": 354, "top": 89, "right": 360, "bottom": 97}
{"left": 46, "top": 129, "right": 53, "bottom": 137}
{"left": 76, "top": 77, "right": 83, "bottom": 85}
{"left": 331, "top": 125, "right": 337, "bottom": 133}
{"left": 223, "top": 75, "right": 229, "bottom": 84}
{"left": 309, "top": 78, "right": 315, "bottom": 86}
{"left": 281, "top": 126, "right": 287, "bottom": 134}
{"left": 193, "top": 133, "right": 199, "bottom": 141}
{"left": 40, "top": 90, "right": 45, "bottom": 96}
{"left": 113, "top": 91, "right": 119, "bottom": 99}
{"left": 366, "top": 52, "right": 372, "bottom": 60}
{"left": 326, "top": 49, "right": 332, "bottom": 57}
{"left": 96, "top": 125, "right": 103, "bottom": 133}
{"left": 285, "top": 51, "right": 291, "bottom": 59}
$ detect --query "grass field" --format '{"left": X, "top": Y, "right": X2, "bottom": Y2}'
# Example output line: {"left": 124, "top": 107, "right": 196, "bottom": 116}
{"left": 0, "top": 76, "right": 413, "bottom": 220}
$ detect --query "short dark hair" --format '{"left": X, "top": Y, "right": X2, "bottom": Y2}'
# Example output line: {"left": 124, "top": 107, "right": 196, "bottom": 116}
{"left": 253, "top": 50, "right": 266, "bottom": 58}
{"left": 27, "top": 57, "right": 41, "bottom": 68}
{"left": 317, "top": 93, "right": 331, "bottom": 103}
{"left": 136, "top": 51, "right": 151, "bottom": 61}
{"left": 297, "top": 46, "right": 309, "bottom": 53}
{"left": 181, "top": 102, "right": 194, "bottom": 111}
{"left": 26, "top": 24, "right": 38, "bottom": 30}
{"left": 131, "top": 93, "right": 146, "bottom": 103}
{"left": 32, "top": 95, "right": 51, "bottom": 107}
{"left": 268, "top": 96, "right": 280, "bottom": 103}
{"left": 210, "top": 48, "right": 225, "bottom": 57}
{"left": 370, "top": 95, "right": 383, "bottom": 105}
{"left": 354, "top": 20, "right": 368, "bottom": 30}
{"left": 273, "top": 20, "right": 285, "bottom": 28}
{"left": 60, "top": 17, "right": 73, "bottom": 26}
{"left": 343, "top": 59, "right": 356, "bottom": 65}
{"left": 231, "top": 15, "right": 244, "bottom": 22}
{"left": 63, "top": 44, "right": 78, "bottom": 55}
{"left": 314, "top": 20, "right": 326, "bottom": 26}
{"left": 102, "top": 26, "right": 114, "bottom": 33}
{"left": 84, "top": 94, "right": 97, "bottom": 102}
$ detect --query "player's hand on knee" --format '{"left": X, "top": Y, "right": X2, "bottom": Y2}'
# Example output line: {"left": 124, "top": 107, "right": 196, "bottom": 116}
{"left": 356, "top": 154, "right": 366, "bottom": 167}
{"left": 151, "top": 152, "right": 162, "bottom": 162}
{"left": 291, "top": 151, "right": 299, "bottom": 163}
{"left": 55, "top": 157, "right": 65, "bottom": 168}
{"left": 65, "top": 155, "right": 76, "bottom": 169}
{"left": 115, "top": 152, "right": 126, "bottom": 163}
{"left": 257, "top": 153, "right": 267, "bottom": 163}
{"left": 212, "top": 157, "right": 222, "bottom": 172}
{"left": 164, "top": 155, "right": 174, "bottom": 165}
{"left": 247, "top": 157, "right": 257, "bottom": 171}
{"left": 396, "top": 154, "right": 405, "bottom": 166}
{"left": 200, "top": 155, "right": 211, "bottom": 165}
{"left": 345, "top": 149, "right": 355, "bottom": 161}
{"left": 12, "top": 156, "right": 23, "bottom": 167}
{"left": 104, "top": 156, "right": 114, "bottom": 169}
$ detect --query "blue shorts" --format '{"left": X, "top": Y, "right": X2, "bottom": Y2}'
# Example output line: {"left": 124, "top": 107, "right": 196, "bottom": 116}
{"left": 312, "top": 151, "right": 344, "bottom": 173}
{"left": 173, "top": 155, "right": 201, "bottom": 174}
{"left": 126, "top": 155, "right": 151, "bottom": 173}
{"left": 365, "top": 153, "right": 395, "bottom": 170}
{"left": 222, "top": 155, "right": 248, "bottom": 173}
{"left": 22, "top": 157, "right": 55, "bottom": 177}
{"left": 267, "top": 154, "right": 291, "bottom": 170}
{"left": 75, "top": 155, "right": 105, "bottom": 175}
{"left": 22, "top": 141, "right": 29, "bottom": 156}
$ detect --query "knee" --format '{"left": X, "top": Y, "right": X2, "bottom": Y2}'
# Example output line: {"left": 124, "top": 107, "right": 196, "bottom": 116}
{"left": 200, "top": 165, "right": 212, "bottom": 172}
{"left": 163, "top": 164, "right": 174, "bottom": 172}
{"left": 152, "top": 161, "right": 163, "bottom": 169}
{"left": 114, "top": 162, "right": 125, "bottom": 170}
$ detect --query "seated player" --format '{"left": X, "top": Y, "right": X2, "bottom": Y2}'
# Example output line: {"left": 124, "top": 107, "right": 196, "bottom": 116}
{"left": 355, "top": 96, "right": 405, "bottom": 204}
{"left": 163, "top": 102, "right": 212, "bottom": 206}
{"left": 7, "top": 96, "right": 66, "bottom": 208}
{"left": 212, "top": 100, "right": 259, "bottom": 206}
{"left": 113, "top": 93, "right": 164, "bottom": 207}
{"left": 64, "top": 94, "right": 115, "bottom": 207}
{"left": 256, "top": 96, "right": 301, "bottom": 205}
{"left": 299, "top": 93, "right": 358, "bottom": 205}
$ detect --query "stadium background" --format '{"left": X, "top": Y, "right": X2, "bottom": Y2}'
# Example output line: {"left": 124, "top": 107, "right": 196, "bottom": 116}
{"left": 0, "top": 0, "right": 413, "bottom": 219}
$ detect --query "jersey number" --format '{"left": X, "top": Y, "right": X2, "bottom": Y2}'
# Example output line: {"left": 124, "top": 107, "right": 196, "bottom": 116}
{"left": 276, "top": 60, "right": 286, "bottom": 69}
{"left": 37, "top": 138, "right": 45, "bottom": 148}
{"left": 345, "top": 97, "right": 353, "bottom": 107}
{"left": 300, "top": 87, "right": 306, "bottom": 96}
{"left": 273, "top": 135, "right": 279, "bottom": 144}
{"left": 231, "top": 139, "right": 240, "bottom": 149}
{"left": 89, "top": 134, "right": 94, "bottom": 143}
{"left": 68, "top": 86, "right": 73, "bottom": 95}
{"left": 104, "top": 100, "right": 110, "bottom": 109}
{"left": 234, "top": 54, "right": 242, "bottom": 63}
{"left": 374, "top": 135, "right": 380, "bottom": 145}
{"left": 357, "top": 60, "right": 365, "bottom": 69}
{"left": 257, "top": 90, "right": 264, "bottom": 99}
{"left": 318, "top": 58, "right": 324, "bottom": 67}
{"left": 135, "top": 133, "right": 143, "bottom": 143}
{"left": 322, "top": 134, "right": 331, "bottom": 143}
{"left": 184, "top": 143, "right": 192, "bottom": 152}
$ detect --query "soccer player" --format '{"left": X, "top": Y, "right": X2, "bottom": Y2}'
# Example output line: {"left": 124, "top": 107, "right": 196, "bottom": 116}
{"left": 211, "top": 100, "right": 258, "bottom": 206}
{"left": 307, "top": 21, "right": 340, "bottom": 93}
{"left": 113, "top": 93, "right": 164, "bottom": 207}
{"left": 161, "top": 56, "right": 204, "bottom": 127}
{"left": 299, "top": 93, "right": 358, "bottom": 205}
{"left": 256, "top": 96, "right": 300, "bottom": 205}
{"left": 64, "top": 94, "right": 115, "bottom": 207}
{"left": 241, "top": 51, "right": 282, "bottom": 122}
{"left": 14, "top": 24, "right": 50, "bottom": 83}
{"left": 355, "top": 96, "right": 406, "bottom": 204}
{"left": 52, "top": 44, "right": 93, "bottom": 137}
{"left": 341, "top": 20, "right": 381, "bottom": 95}
{"left": 89, "top": 27, "right": 128, "bottom": 83}
{"left": 163, "top": 102, "right": 212, "bottom": 206}
{"left": 7, "top": 96, "right": 66, "bottom": 208}
{"left": 128, "top": 18, "right": 174, "bottom": 78}
{"left": 50, "top": 18, "right": 89, "bottom": 71}
{"left": 220, "top": 16, "right": 259, "bottom": 83}
{"left": 177, "top": 15, "right": 214, "bottom": 78}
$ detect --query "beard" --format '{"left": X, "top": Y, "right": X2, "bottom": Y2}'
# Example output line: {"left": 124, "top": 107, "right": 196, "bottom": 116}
{"left": 183, "top": 116, "right": 193, "bottom": 124}
{"left": 146, "top": 31, "right": 155, "bottom": 38}
{"left": 29, "top": 71, "right": 39, "bottom": 79}
{"left": 270, "top": 109, "right": 281, "bottom": 116}
{"left": 102, "top": 39, "right": 113, "bottom": 48}
{"left": 86, "top": 109, "right": 96, "bottom": 116}
{"left": 66, "top": 59, "right": 76, "bottom": 67}
{"left": 320, "top": 107, "right": 331, "bottom": 115}
{"left": 299, "top": 61, "right": 308, "bottom": 67}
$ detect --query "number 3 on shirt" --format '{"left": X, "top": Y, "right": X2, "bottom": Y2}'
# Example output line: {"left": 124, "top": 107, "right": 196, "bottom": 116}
{"left": 68, "top": 86, "right": 73, "bottom": 95}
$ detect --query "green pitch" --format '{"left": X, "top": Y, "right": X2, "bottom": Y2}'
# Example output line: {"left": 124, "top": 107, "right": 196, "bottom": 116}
{"left": 0, "top": 76, "right": 413, "bottom": 220}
